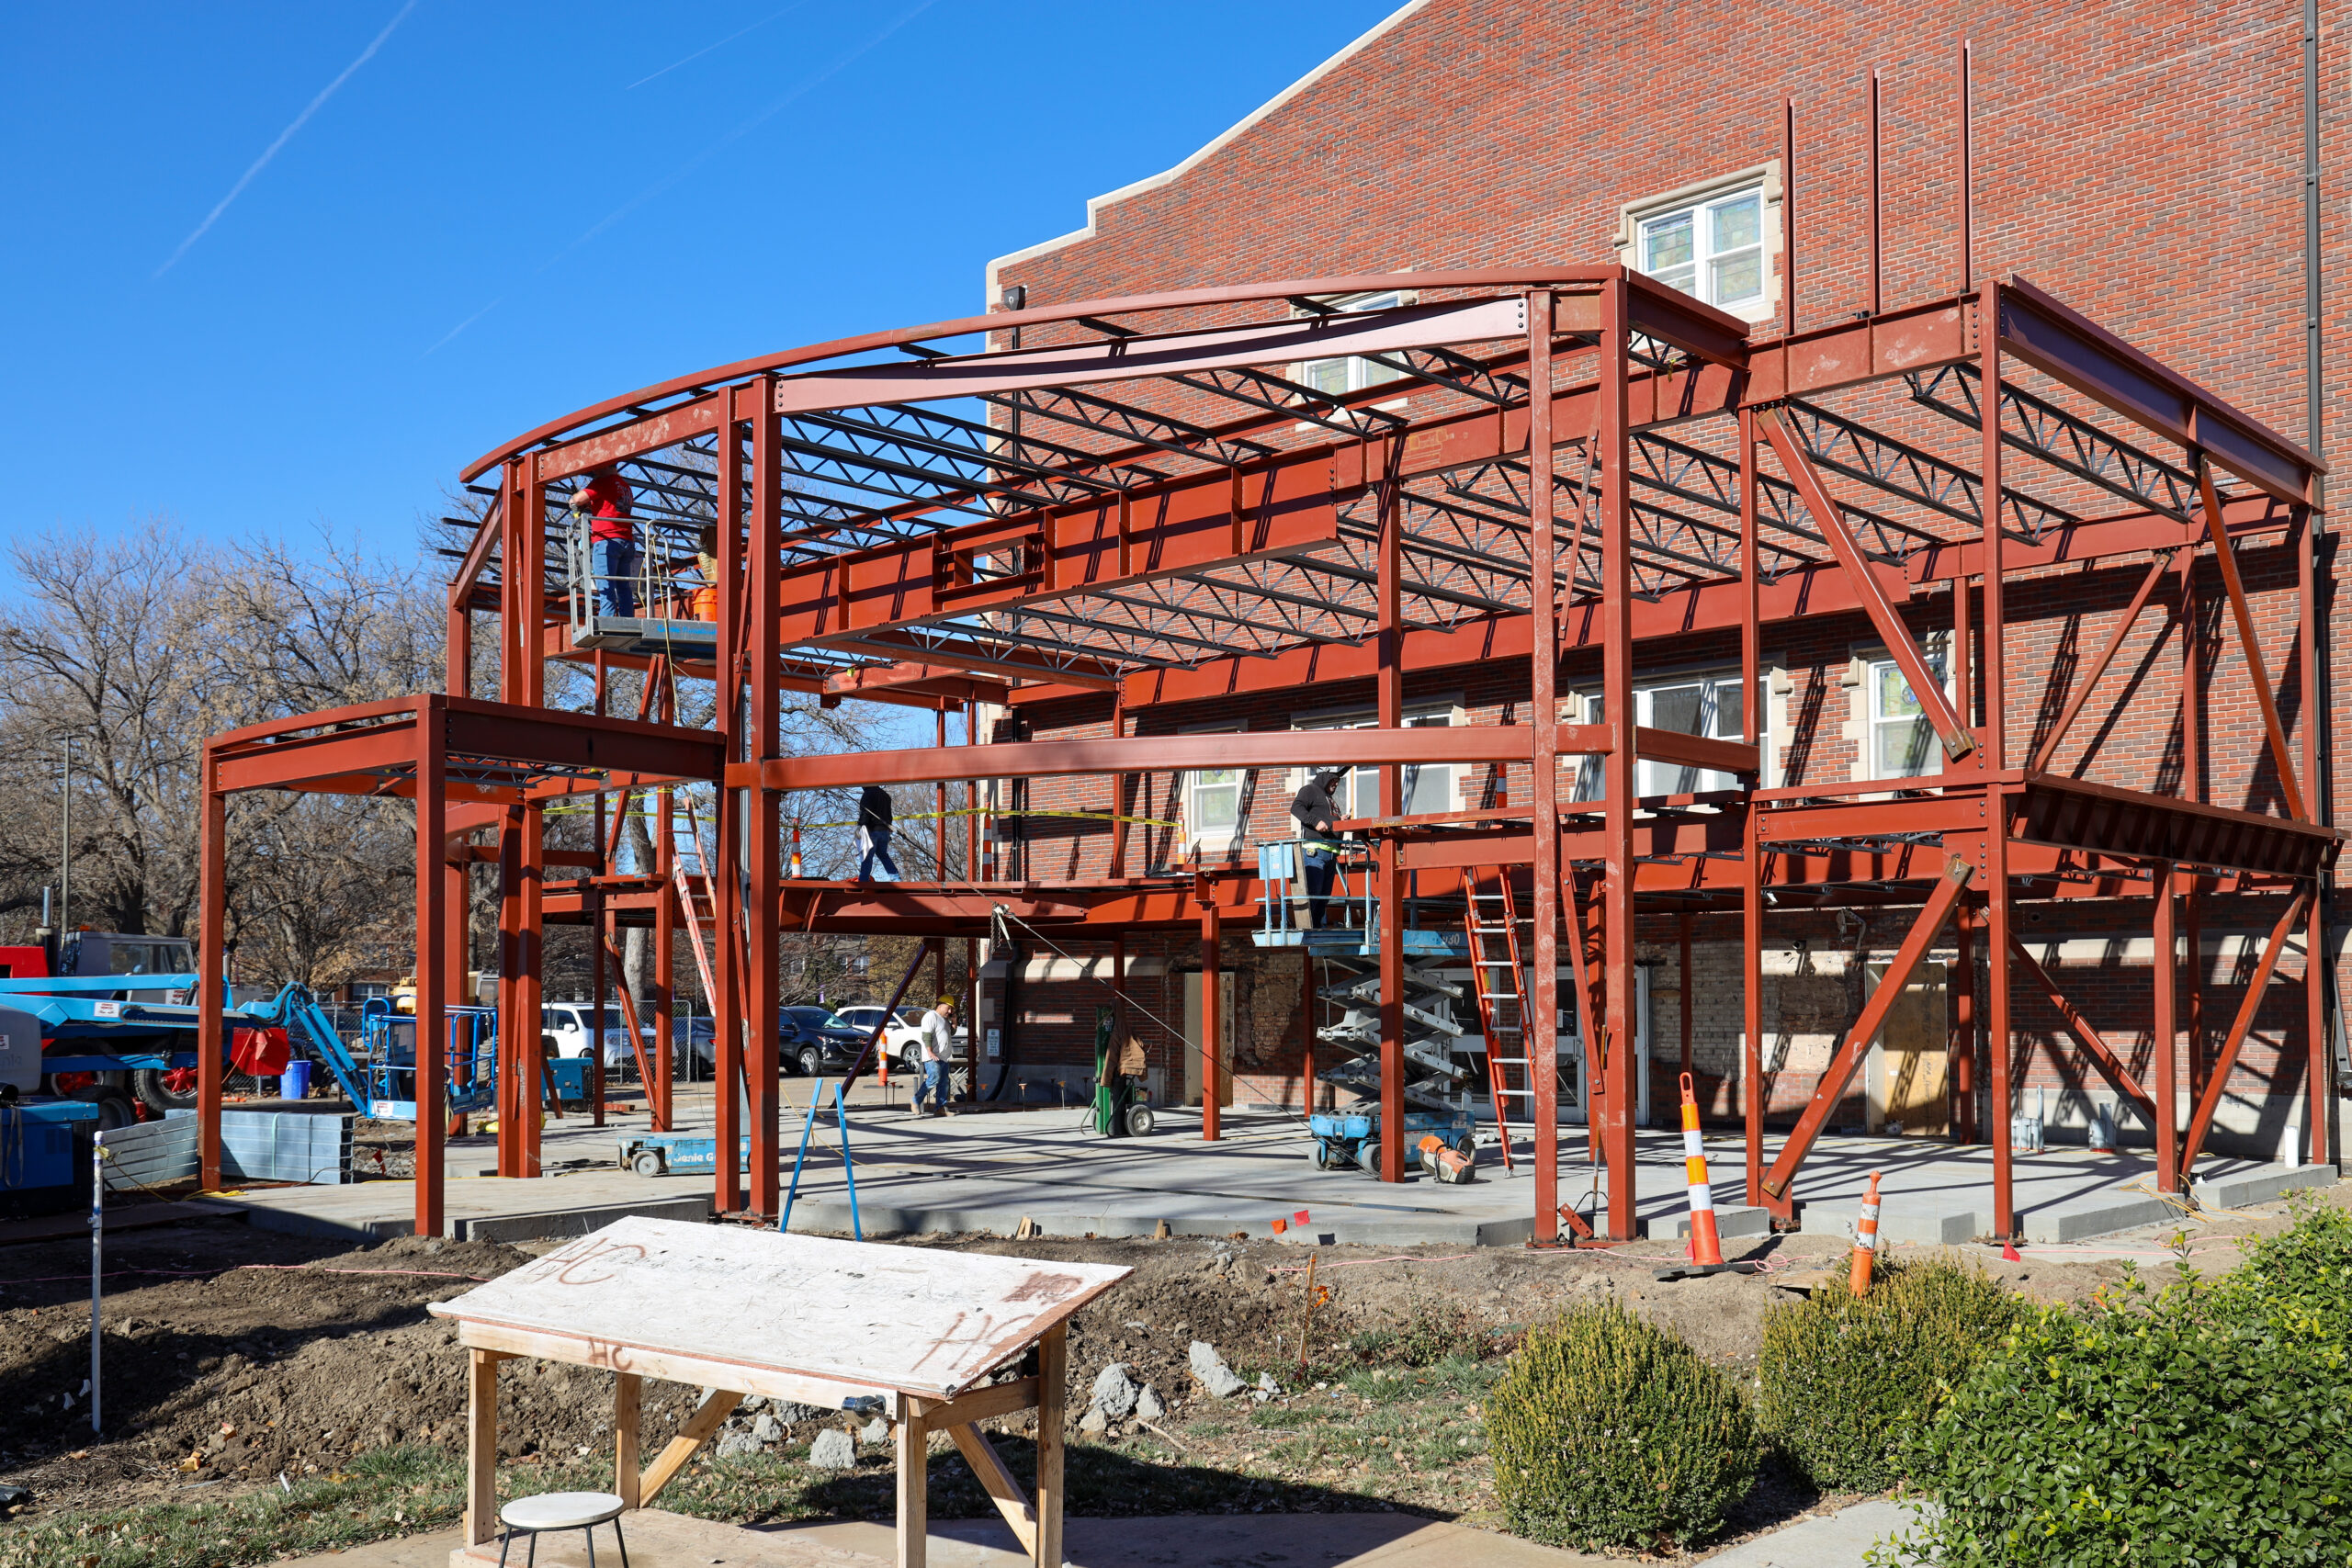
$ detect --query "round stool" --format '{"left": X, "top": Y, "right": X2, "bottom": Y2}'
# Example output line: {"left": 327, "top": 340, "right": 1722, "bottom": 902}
{"left": 497, "top": 1491, "right": 629, "bottom": 1568}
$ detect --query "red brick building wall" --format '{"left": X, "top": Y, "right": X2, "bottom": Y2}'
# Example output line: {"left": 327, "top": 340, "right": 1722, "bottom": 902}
{"left": 969, "top": 0, "right": 2342, "bottom": 1159}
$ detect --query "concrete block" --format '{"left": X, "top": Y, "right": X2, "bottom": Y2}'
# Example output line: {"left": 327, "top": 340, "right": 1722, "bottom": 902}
{"left": 458, "top": 1196, "right": 710, "bottom": 1243}
{"left": 1872, "top": 1204, "right": 1987, "bottom": 1247}
{"left": 1667, "top": 1204, "right": 1771, "bottom": 1241}
{"left": 2019, "top": 1191, "right": 2179, "bottom": 1244}
{"left": 2192, "top": 1163, "right": 2339, "bottom": 1212}
{"left": 245, "top": 1208, "right": 413, "bottom": 1244}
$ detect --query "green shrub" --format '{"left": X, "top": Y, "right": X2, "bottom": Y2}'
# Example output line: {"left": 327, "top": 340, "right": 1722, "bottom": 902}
{"left": 2210, "top": 1195, "right": 2352, "bottom": 1337}
{"left": 1486, "top": 1300, "right": 1760, "bottom": 1552}
{"left": 1757, "top": 1258, "right": 2020, "bottom": 1490}
{"left": 1880, "top": 1259, "right": 2352, "bottom": 1564}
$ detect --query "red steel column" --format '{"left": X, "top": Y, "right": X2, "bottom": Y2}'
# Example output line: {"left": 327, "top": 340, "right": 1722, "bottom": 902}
{"left": 1598, "top": 272, "right": 1638, "bottom": 1240}
{"left": 712, "top": 397, "right": 746, "bottom": 1213}
{"left": 517, "top": 461, "right": 547, "bottom": 1180}
{"left": 1951, "top": 899, "right": 1977, "bottom": 1143}
{"left": 2154, "top": 862, "right": 2180, "bottom": 1190}
{"left": 1201, "top": 901, "right": 1222, "bottom": 1140}
{"left": 935, "top": 705, "right": 950, "bottom": 881}
{"left": 652, "top": 671, "right": 675, "bottom": 1133}
{"left": 1376, "top": 429, "right": 1405, "bottom": 1181}
{"left": 415, "top": 700, "right": 447, "bottom": 1236}
{"left": 494, "top": 458, "right": 526, "bottom": 1177}
{"left": 590, "top": 657, "right": 609, "bottom": 1130}
{"left": 196, "top": 747, "right": 226, "bottom": 1192}
{"left": 748, "top": 380, "right": 785, "bottom": 1215}
{"left": 1979, "top": 293, "right": 2015, "bottom": 1240}
{"left": 1739, "top": 406, "right": 1765, "bottom": 1205}
{"left": 1528, "top": 290, "right": 1564, "bottom": 1237}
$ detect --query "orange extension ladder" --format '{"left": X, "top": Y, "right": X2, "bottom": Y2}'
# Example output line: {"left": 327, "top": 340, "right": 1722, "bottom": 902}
{"left": 1462, "top": 869, "right": 1532, "bottom": 1173}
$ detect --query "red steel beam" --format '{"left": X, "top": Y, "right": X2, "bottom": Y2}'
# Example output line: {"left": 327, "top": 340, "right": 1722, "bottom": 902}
{"left": 1758, "top": 408, "right": 1973, "bottom": 760}
{"left": 2028, "top": 548, "right": 2182, "bottom": 773}
{"left": 2005, "top": 932, "right": 2159, "bottom": 1123}
{"left": 463, "top": 267, "right": 1747, "bottom": 482}
{"left": 747, "top": 727, "right": 1756, "bottom": 792}
{"left": 2179, "top": 888, "right": 2312, "bottom": 1172}
{"left": 1077, "top": 496, "right": 2289, "bottom": 715}
{"left": 1996, "top": 276, "right": 2322, "bottom": 506}
{"left": 780, "top": 461, "right": 1344, "bottom": 646}
{"left": 1760, "top": 855, "right": 1974, "bottom": 1210}
{"left": 2194, "top": 456, "right": 2306, "bottom": 820}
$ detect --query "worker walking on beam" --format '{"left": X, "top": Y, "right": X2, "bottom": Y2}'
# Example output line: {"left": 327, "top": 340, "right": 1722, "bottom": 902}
{"left": 1290, "top": 768, "right": 1344, "bottom": 929}
{"left": 856, "top": 784, "right": 900, "bottom": 883}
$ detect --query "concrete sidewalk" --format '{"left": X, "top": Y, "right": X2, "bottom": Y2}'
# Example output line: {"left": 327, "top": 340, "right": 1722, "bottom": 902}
{"left": 264, "top": 1498, "right": 1920, "bottom": 1567}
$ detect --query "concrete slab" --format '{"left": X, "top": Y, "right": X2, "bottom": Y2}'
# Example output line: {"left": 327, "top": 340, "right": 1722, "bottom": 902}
{"left": 198, "top": 1081, "right": 2331, "bottom": 1250}
{"left": 764, "top": 1511, "right": 1615, "bottom": 1566}
{"left": 2192, "top": 1161, "right": 2339, "bottom": 1211}
{"left": 280, "top": 1511, "right": 1615, "bottom": 1568}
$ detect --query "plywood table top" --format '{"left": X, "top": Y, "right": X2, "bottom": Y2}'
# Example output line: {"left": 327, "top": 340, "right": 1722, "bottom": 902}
{"left": 428, "top": 1216, "right": 1130, "bottom": 1401}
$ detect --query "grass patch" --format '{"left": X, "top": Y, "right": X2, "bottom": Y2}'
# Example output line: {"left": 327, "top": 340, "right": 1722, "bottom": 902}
{"left": 0, "top": 1445, "right": 606, "bottom": 1568}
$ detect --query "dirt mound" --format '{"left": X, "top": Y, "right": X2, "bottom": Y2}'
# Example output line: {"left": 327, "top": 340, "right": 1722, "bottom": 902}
{"left": 0, "top": 1201, "right": 2235, "bottom": 1527}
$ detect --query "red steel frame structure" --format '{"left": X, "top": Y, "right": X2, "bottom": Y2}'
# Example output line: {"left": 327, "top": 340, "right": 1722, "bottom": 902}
{"left": 194, "top": 259, "right": 2334, "bottom": 1243}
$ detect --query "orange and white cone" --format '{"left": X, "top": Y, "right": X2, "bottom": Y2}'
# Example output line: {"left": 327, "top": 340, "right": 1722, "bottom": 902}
{"left": 1849, "top": 1169, "right": 1883, "bottom": 1296}
{"left": 1678, "top": 1072, "right": 1723, "bottom": 1267}
{"left": 788, "top": 820, "right": 804, "bottom": 878}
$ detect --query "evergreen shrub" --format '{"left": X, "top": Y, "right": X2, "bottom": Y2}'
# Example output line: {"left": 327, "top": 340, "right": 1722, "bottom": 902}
{"left": 1880, "top": 1206, "right": 2352, "bottom": 1565}
{"left": 1756, "top": 1258, "right": 2019, "bottom": 1490}
{"left": 1485, "top": 1301, "right": 1759, "bottom": 1552}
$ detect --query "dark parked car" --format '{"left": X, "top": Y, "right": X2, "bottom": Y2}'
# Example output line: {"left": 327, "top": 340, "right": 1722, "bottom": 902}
{"left": 779, "top": 1006, "right": 869, "bottom": 1077}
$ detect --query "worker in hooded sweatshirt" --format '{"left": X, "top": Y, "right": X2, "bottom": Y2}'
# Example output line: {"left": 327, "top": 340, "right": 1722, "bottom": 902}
{"left": 856, "top": 784, "right": 900, "bottom": 883}
{"left": 1290, "top": 768, "right": 1345, "bottom": 928}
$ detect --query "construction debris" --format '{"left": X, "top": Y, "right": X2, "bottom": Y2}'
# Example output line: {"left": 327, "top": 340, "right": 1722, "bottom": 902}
{"left": 1189, "top": 1340, "right": 1246, "bottom": 1398}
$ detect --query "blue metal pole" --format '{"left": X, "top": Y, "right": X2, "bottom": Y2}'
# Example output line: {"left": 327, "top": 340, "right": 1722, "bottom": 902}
{"left": 776, "top": 1090, "right": 823, "bottom": 1233}
{"left": 834, "top": 1081, "right": 862, "bottom": 1241}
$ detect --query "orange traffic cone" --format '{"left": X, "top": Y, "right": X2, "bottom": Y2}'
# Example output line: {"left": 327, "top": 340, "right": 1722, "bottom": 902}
{"left": 788, "top": 820, "right": 804, "bottom": 878}
{"left": 1849, "top": 1169, "right": 1883, "bottom": 1295}
{"left": 1679, "top": 1073, "right": 1724, "bottom": 1267}
{"left": 1654, "top": 1073, "right": 1730, "bottom": 1280}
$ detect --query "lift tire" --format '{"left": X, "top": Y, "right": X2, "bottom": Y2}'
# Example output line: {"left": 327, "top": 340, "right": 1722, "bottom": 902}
{"left": 1358, "top": 1139, "right": 1380, "bottom": 1179}
{"left": 132, "top": 1066, "right": 198, "bottom": 1115}
{"left": 630, "top": 1150, "right": 666, "bottom": 1179}
{"left": 86, "top": 1092, "right": 139, "bottom": 1133}
{"left": 1310, "top": 1140, "right": 1334, "bottom": 1169}
{"left": 1125, "top": 1103, "right": 1155, "bottom": 1138}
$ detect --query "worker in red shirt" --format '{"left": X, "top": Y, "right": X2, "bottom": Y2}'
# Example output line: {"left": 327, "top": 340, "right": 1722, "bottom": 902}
{"left": 572, "top": 466, "right": 637, "bottom": 618}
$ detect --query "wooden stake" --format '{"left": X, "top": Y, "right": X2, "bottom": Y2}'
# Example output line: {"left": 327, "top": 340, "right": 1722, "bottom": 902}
{"left": 1296, "top": 1251, "right": 1320, "bottom": 1373}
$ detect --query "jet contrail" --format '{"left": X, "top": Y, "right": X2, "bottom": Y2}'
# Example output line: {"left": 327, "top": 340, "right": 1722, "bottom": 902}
{"left": 628, "top": 1, "right": 813, "bottom": 91}
{"left": 154, "top": 0, "right": 419, "bottom": 278}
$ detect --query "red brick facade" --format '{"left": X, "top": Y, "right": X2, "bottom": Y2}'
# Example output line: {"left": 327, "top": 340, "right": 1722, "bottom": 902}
{"left": 971, "top": 0, "right": 2343, "bottom": 1159}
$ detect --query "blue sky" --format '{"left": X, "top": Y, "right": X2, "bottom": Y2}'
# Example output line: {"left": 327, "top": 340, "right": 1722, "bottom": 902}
{"left": 1, "top": 2, "right": 1397, "bottom": 562}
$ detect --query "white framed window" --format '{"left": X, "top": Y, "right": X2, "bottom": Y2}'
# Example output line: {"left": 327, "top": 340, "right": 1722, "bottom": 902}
{"left": 1295, "top": 290, "right": 1413, "bottom": 399}
{"left": 1181, "top": 724, "right": 1245, "bottom": 847}
{"left": 1617, "top": 166, "right": 1778, "bottom": 323}
{"left": 1292, "top": 703, "right": 1461, "bottom": 820}
{"left": 1865, "top": 650, "right": 1949, "bottom": 780}
{"left": 1569, "top": 671, "right": 1765, "bottom": 800}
